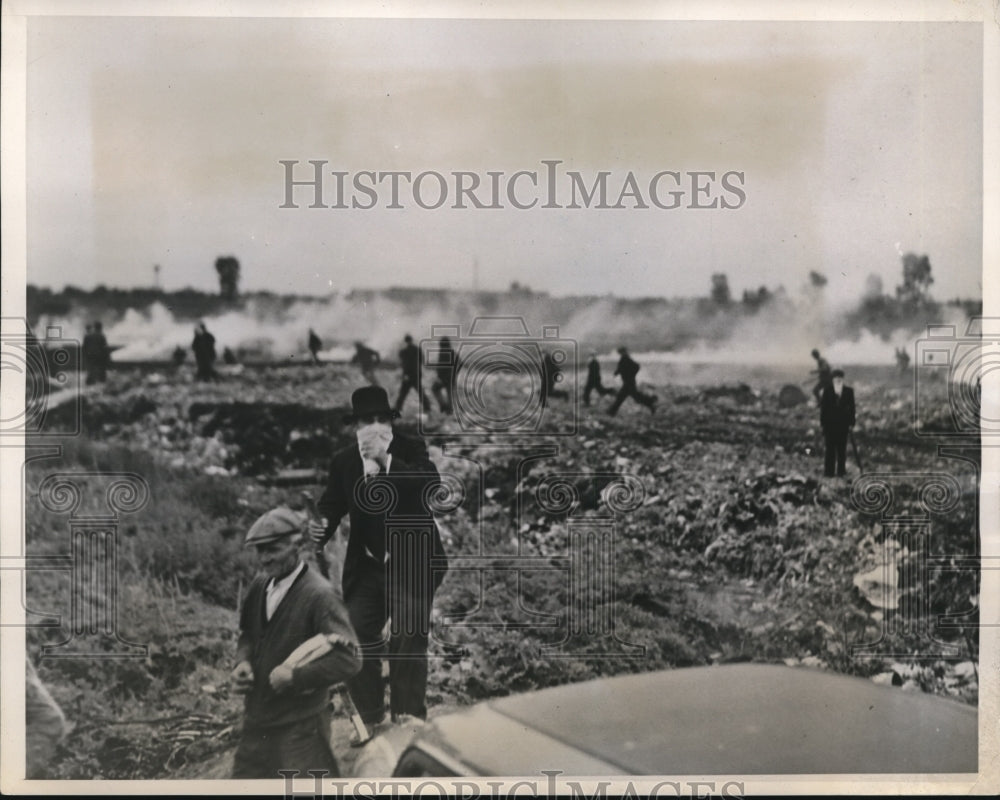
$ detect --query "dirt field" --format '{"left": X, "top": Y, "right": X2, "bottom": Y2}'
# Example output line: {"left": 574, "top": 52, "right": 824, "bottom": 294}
{"left": 24, "top": 360, "right": 980, "bottom": 779}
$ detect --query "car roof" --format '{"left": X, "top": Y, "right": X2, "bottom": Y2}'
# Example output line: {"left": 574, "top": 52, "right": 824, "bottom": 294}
{"left": 410, "top": 664, "right": 977, "bottom": 775}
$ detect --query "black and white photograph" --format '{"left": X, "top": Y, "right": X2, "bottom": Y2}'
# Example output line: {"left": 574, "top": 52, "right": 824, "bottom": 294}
{"left": 2, "top": 0, "right": 997, "bottom": 794}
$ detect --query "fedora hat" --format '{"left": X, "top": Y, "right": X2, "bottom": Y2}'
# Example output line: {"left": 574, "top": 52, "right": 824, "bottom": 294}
{"left": 344, "top": 385, "right": 399, "bottom": 423}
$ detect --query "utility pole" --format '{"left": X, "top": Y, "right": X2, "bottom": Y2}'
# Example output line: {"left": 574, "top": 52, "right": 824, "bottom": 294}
{"left": 153, "top": 264, "right": 161, "bottom": 290}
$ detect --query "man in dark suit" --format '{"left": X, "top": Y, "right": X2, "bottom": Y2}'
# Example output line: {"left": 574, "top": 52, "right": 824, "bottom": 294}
{"left": 430, "top": 335, "right": 455, "bottom": 414}
{"left": 192, "top": 321, "right": 217, "bottom": 382}
{"left": 313, "top": 386, "right": 447, "bottom": 739}
{"left": 394, "top": 334, "right": 430, "bottom": 414}
{"left": 83, "top": 321, "right": 110, "bottom": 385}
{"left": 820, "top": 369, "right": 856, "bottom": 477}
{"left": 308, "top": 328, "right": 323, "bottom": 365}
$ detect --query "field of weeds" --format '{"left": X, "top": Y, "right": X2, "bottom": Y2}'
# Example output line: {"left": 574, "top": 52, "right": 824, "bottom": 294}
{"left": 23, "top": 361, "right": 980, "bottom": 778}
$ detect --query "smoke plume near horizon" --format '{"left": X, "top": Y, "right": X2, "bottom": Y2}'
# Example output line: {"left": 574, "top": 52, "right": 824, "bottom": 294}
{"left": 34, "top": 285, "right": 975, "bottom": 369}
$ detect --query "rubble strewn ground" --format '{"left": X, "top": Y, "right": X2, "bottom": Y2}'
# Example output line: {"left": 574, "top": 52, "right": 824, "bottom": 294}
{"left": 26, "top": 361, "right": 979, "bottom": 778}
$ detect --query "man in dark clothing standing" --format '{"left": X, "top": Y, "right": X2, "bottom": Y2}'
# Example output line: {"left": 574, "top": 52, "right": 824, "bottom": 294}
{"left": 430, "top": 336, "right": 455, "bottom": 414}
{"left": 351, "top": 342, "right": 381, "bottom": 385}
{"left": 92, "top": 322, "right": 110, "bottom": 383}
{"left": 309, "top": 329, "right": 323, "bottom": 365}
{"left": 83, "top": 322, "right": 109, "bottom": 385}
{"left": 192, "top": 322, "right": 217, "bottom": 382}
{"left": 232, "top": 507, "right": 361, "bottom": 778}
{"left": 394, "top": 334, "right": 430, "bottom": 414}
{"left": 583, "top": 351, "right": 613, "bottom": 406}
{"left": 820, "top": 369, "right": 856, "bottom": 477}
{"left": 608, "top": 347, "right": 657, "bottom": 415}
{"left": 811, "top": 348, "right": 833, "bottom": 405}
{"left": 895, "top": 346, "right": 911, "bottom": 372}
{"left": 82, "top": 323, "right": 97, "bottom": 385}
{"left": 312, "top": 387, "right": 448, "bottom": 738}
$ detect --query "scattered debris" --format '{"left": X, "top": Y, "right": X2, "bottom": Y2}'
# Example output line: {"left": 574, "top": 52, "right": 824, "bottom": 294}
{"left": 700, "top": 383, "right": 760, "bottom": 405}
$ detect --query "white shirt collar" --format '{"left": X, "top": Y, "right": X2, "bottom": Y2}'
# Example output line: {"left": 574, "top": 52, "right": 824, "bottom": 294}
{"left": 265, "top": 561, "right": 305, "bottom": 620}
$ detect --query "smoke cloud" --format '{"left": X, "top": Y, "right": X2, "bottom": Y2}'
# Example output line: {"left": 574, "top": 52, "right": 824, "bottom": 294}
{"left": 35, "top": 284, "right": 975, "bottom": 369}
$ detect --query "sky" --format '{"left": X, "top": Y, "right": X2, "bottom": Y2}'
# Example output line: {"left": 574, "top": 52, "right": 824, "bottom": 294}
{"left": 22, "top": 13, "right": 984, "bottom": 305}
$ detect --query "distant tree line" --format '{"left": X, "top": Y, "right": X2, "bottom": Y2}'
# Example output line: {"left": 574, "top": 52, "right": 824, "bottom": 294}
{"left": 844, "top": 252, "right": 981, "bottom": 337}
{"left": 25, "top": 284, "right": 327, "bottom": 331}
{"left": 26, "top": 251, "right": 980, "bottom": 355}
{"left": 703, "top": 252, "right": 980, "bottom": 337}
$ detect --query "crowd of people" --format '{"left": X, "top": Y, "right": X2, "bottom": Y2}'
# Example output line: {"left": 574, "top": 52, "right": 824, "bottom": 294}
{"left": 79, "top": 319, "right": 859, "bottom": 457}
{"left": 383, "top": 336, "right": 658, "bottom": 418}
{"left": 47, "top": 317, "right": 869, "bottom": 781}
{"left": 224, "top": 348, "right": 857, "bottom": 779}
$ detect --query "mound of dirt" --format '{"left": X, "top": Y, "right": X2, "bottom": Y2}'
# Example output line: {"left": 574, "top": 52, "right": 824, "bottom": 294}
{"left": 778, "top": 384, "right": 809, "bottom": 408}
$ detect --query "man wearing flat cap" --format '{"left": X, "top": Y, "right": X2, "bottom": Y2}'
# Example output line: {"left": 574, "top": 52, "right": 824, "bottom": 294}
{"left": 313, "top": 386, "right": 448, "bottom": 740}
{"left": 231, "top": 507, "right": 361, "bottom": 778}
{"left": 820, "top": 368, "right": 856, "bottom": 477}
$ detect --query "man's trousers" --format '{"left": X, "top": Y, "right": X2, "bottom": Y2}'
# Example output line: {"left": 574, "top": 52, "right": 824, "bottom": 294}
{"left": 232, "top": 708, "right": 339, "bottom": 779}
{"left": 344, "top": 563, "right": 436, "bottom": 725}
{"left": 608, "top": 382, "right": 655, "bottom": 414}
{"left": 395, "top": 373, "right": 430, "bottom": 413}
{"left": 824, "top": 430, "right": 849, "bottom": 477}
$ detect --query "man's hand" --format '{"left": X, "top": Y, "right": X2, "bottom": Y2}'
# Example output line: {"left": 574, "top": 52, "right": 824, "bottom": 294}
{"left": 269, "top": 663, "right": 295, "bottom": 693}
{"left": 231, "top": 661, "right": 254, "bottom": 694}
{"left": 308, "top": 518, "right": 327, "bottom": 545}
{"left": 357, "top": 427, "right": 392, "bottom": 468}
{"left": 358, "top": 437, "right": 385, "bottom": 463}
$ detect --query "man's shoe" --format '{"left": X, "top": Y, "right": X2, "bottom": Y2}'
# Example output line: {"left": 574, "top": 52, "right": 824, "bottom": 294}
{"left": 392, "top": 713, "right": 426, "bottom": 729}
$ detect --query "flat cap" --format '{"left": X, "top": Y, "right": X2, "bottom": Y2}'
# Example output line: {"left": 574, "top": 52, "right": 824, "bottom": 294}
{"left": 244, "top": 506, "right": 308, "bottom": 547}
{"left": 831, "top": 369, "right": 845, "bottom": 378}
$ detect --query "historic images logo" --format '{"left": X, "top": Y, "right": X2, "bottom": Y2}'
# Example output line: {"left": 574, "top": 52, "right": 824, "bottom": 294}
{"left": 913, "top": 317, "right": 998, "bottom": 438}
{"left": 0, "top": 317, "right": 81, "bottom": 437}
{"left": 419, "top": 317, "right": 578, "bottom": 437}
{"left": 279, "top": 160, "right": 746, "bottom": 211}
